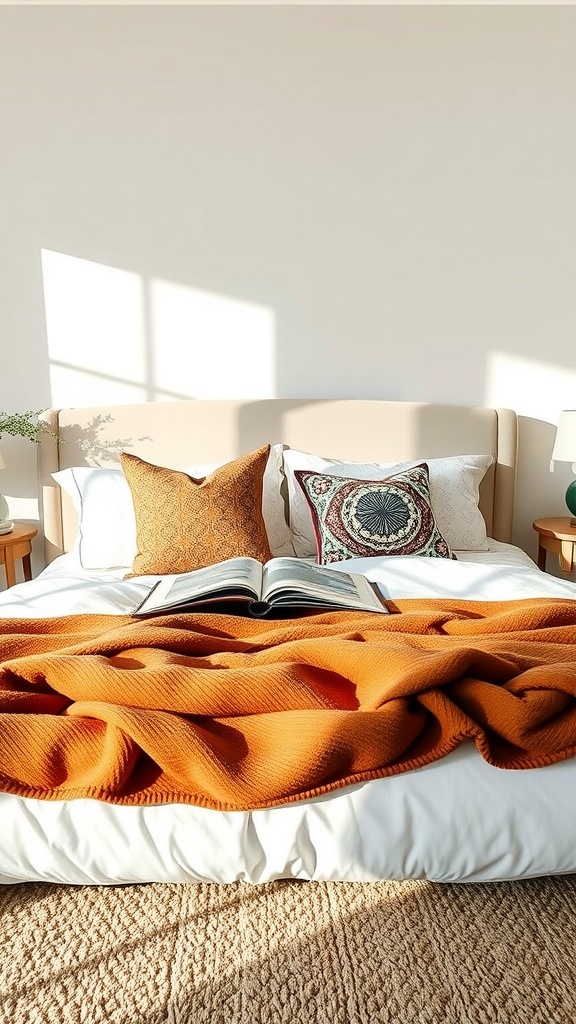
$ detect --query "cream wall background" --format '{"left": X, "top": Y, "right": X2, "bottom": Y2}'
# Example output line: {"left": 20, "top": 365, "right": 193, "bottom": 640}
{"left": 1, "top": 4, "right": 576, "bottom": 577}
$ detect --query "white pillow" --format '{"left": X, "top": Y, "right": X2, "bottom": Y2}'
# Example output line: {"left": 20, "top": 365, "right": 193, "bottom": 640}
{"left": 52, "top": 467, "right": 137, "bottom": 569}
{"left": 282, "top": 450, "right": 493, "bottom": 557}
{"left": 53, "top": 443, "right": 293, "bottom": 569}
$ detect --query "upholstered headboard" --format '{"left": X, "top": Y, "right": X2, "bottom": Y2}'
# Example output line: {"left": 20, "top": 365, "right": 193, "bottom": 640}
{"left": 38, "top": 399, "right": 518, "bottom": 565}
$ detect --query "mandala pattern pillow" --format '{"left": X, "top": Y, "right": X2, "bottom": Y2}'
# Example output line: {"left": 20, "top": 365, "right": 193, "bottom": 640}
{"left": 294, "top": 464, "right": 456, "bottom": 564}
{"left": 283, "top": 449, "right": 492, "bottom": 556}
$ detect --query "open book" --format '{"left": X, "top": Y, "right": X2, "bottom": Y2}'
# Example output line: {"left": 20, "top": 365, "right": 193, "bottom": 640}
{"left": 133, "top": 556, "right": 388, "bottom": 618}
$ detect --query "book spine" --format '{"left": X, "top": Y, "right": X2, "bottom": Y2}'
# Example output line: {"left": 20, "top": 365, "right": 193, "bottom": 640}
{"left": 247, "top": 600, "right": 272, "bottom": 618}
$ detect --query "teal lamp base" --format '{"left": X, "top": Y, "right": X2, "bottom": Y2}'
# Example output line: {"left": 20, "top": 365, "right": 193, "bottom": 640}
{"left": 566, "top": 479, "right": 576, "bottom": 526}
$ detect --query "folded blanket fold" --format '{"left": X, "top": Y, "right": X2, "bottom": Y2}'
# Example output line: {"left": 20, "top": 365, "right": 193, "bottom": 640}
{"left": 1, "top": 598, "right": 576, "bottom": 810}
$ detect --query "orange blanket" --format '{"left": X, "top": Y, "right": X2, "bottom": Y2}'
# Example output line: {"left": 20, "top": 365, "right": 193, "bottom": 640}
{"left": 2, "top": 598, "right": 576, "bottom": 810}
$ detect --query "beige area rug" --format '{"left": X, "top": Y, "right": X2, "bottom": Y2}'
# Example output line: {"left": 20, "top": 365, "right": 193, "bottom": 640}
{"left": 1, "top": 875, "right": 576, "bottom": 1024}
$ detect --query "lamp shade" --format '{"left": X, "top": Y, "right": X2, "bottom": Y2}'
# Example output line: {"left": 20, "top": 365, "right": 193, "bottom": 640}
{"left": 551, "top": 410, "right": 576, "bottom": 524}
{"left": 551, "top": 410, "right": 576, "bottom": 465}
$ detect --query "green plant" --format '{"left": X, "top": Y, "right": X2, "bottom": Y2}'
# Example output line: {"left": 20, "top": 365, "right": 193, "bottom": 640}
{"left": 0, "top": 410, "right": 61, "bottom": 444}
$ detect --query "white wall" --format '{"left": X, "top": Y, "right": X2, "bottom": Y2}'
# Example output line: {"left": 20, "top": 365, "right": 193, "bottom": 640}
{"left": 1, "top": 5, "right": 575, "bottom": 576}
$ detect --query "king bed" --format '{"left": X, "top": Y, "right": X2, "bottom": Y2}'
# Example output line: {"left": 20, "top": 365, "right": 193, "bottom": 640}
{"left": 1, "top": 398, "right": 576, "bottom": 892}
{"left": 4, "top": 398, "right": 576, "bottom": 1024}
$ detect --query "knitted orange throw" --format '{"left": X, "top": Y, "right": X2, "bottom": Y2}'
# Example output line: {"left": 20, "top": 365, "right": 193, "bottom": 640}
{"left": 1, "top": 598, "right": 576, "bottom": 809}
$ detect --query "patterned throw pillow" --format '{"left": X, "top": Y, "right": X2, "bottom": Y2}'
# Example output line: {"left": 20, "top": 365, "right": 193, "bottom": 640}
{"left": 283, "top": 449, "right": 492, "bottom": 556}
{"left": 294, "top": 463, "right": 456, "bottom": 564}
{"left": 121, "top": 446, "right": 273, "bottom": 576}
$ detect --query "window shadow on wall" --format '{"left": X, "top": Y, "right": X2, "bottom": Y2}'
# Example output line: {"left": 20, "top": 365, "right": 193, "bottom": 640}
{"left": 41, "top": 249, "right": 277, "bottom": 406}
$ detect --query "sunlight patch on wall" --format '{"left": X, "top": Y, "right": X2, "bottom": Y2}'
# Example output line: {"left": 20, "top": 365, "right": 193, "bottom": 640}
{"left": 2, "top": 497, "right": 38, "bottom": 521}
{"left": 41, "top": 250, "right": 148, "bottom": 406}
{"left": 41, "top": 250, "right": 276, "bottom": 405}
{"left": 485, "top": 351, "right": 576, "bottom": 425}
{"left": 149, "top": 279, "right": 275, "bottom": 400}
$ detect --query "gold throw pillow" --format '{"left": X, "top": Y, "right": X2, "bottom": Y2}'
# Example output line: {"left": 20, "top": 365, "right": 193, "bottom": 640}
{"left": 121, "top": 446, "right": 273, "bottom": 576}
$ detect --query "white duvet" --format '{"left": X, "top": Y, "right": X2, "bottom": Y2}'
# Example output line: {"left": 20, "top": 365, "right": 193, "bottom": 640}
{"left": 1, "top": 542, "right": 576, "bottom": 886}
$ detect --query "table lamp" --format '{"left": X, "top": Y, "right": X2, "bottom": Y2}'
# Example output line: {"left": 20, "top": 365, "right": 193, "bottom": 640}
{"left": 551, "top": 410, "right": 576, "bottom": 526}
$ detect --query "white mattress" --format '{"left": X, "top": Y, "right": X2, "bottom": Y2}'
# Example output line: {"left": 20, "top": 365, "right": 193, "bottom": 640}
{"left": 1, "top": 542, "right": 576, "bottom": 886}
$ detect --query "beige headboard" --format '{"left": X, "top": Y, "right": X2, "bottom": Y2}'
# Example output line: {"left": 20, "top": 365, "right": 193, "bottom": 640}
{"left": 38, "top": 399, "right": 518, "bottom": 565}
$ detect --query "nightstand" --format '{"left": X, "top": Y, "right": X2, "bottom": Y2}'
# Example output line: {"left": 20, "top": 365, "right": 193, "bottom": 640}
{"left": 532, "top": 517, "right": 576, "bottom": 574}
{"left": 0, "top": 523, "right": 38, "bottom": 588}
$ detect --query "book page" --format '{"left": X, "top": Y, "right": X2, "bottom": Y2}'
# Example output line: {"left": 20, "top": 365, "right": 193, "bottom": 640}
{"left": 262, "top": 558, "right": 385, "bottom": 611}
{"left": 136, "top": 557, "right": 263, "bottom": 614}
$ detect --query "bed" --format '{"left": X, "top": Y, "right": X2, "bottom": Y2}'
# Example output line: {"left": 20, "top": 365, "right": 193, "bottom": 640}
{"left": 1, "top": 398, "right": 576, "bottom": 893}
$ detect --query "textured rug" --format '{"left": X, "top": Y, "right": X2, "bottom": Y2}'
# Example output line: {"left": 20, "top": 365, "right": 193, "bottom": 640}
{"left": 1, "top": 875, "right": 576, "bottom": 1024}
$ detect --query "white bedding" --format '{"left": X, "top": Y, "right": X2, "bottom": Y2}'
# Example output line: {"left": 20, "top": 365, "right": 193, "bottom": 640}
{"left": 5, "top": 540, "right": 576, "bottom": 617}
{"left": 1, "top": 541, "right": 576, "bottom": 886}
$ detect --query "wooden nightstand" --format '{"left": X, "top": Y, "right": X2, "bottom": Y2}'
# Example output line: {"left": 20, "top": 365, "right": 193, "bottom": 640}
{"left": 533, "top": 517, "right": 576, "bottom": 574}
{"left": 0, "top": 523, "right": 38, "bottom": 588}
